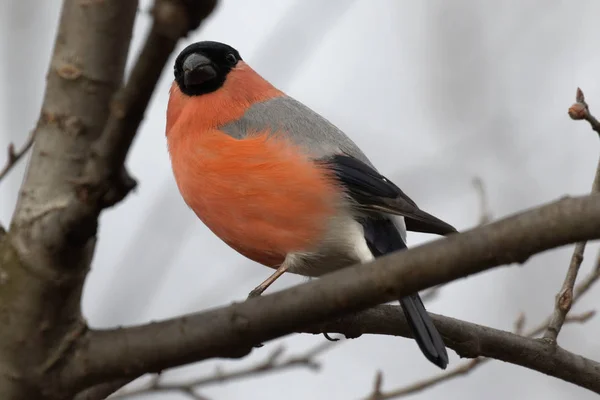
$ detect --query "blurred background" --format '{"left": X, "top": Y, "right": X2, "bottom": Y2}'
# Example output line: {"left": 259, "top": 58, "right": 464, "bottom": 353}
{"left": 1, "top": 1, "right": 600, "bottom": 399}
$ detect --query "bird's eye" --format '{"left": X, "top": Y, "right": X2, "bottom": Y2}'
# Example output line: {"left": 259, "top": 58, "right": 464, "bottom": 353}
{"left": 225, "top": 53, "right": 237, "bottom": 66}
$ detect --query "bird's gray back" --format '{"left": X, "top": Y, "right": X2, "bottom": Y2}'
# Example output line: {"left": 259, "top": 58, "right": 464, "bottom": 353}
{"left": 220, "top": 95, "right": 375, "bottom": 168}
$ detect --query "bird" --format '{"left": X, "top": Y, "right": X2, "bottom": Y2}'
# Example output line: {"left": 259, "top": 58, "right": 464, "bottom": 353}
{"left": 166, "top": 40, "right": 457, "bottom": 369}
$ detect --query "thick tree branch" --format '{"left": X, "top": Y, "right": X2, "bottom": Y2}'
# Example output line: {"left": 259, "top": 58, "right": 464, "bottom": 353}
{"left": 60, "top": 194, "right": 600, "bottom": 394}
{"left": 0, "top": 1, "right": 138, "bottom": 399}
{"left": 83, "top": 0, "right": 218, "bottom": 207}
{"left": 544, "top": 88, "right": 600, "bottom": 341}
{"left": 0, "top": 1, "right": 218, "bottom": 399}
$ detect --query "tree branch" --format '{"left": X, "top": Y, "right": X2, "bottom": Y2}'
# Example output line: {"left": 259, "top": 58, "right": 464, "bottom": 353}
{"left": 313, "top": 306, "right": 600, "bottom": 392}
{"left": 364, "top": 310, "right": 596, "bottom": 400}
{"left": 368, "top": 371, "right": 384, "bottom": 400}
{"left": 0, "top": 1, "right": 138, "bottom": 399}
{"left": 82, "top": 0, "right": 218, "bottom": 207}
{"left": 0, "top": 129, "right": 36, "bottom": 184}
{"left": 0, "top": 0, "right": 218, "bottom": 398}
{"left": 60, "top": 194, "right": 600, "bottom": 394}
{"left": 74, "top": 380, "right": 134, "bottom": 400}
{"left": 544, "top": 88, "right": 600, "bottom": 341}
{"left": 110, "top": 341, "right": 336, "bottom": 399}
{"left": 361, "top": 247, "right": 600, "bottom": 399}
{"left": 368, "top": 359, "right": 483, "bottom": 400}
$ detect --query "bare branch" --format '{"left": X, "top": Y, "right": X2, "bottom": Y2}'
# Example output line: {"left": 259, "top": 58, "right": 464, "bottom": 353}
{"left": 370, "top": 359, "right": 483, "bottom": 400}
{"left": 573, "top": 250, "right": 600, "bottom": 296}
{"left": 82, "top": 0, "right": 219, "bottom": 207}
{"left": 361, "top": 248, "right": 600, "bottom": 400}
{"left": 0, "top": 1, "right": 139, "bottom": 399}
{"left": 364, "top": 308, "right": 597, "bottom": 400}
{"left": 0, "top": 129, "right": 35, "bottom": 183}
{"left": 1, "top": 0, "right": 218, "bottom": 398}
{"left": 544, "top": 88, "right": 600, "bottom": 342}
{"left": 544, "top": 242, "right": 589, "bottom": 340}
{"left": 513, "top": 312, "right": 526, "bottom": 335}
{"left": 60, "top": 194, "right": 600, "bottom": 395}
{"left": 367, "top": 371, "right": 384, "bottom": 400}
{"left": 110, "top": 341, "right": 336, "bottom": 399}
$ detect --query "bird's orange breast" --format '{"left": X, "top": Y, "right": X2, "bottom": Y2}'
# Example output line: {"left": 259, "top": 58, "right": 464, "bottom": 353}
{"left": 168, "top": 128, "right": 340, "bottom": 267}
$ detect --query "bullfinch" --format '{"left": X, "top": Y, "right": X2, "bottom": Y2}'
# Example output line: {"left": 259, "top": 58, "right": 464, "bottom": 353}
{"left": 166, "top": 41, "right": 457, "bottom": 369}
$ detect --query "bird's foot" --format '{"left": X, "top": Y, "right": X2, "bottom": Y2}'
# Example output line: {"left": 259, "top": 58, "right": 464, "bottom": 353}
{"left": 323, "top": 332, "right": 340, "bottom": 342}
{"left": 247, "top": 287, "right": 264, "bottom": 299}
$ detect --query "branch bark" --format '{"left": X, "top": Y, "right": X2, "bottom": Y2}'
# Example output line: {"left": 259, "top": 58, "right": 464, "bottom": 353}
{"left": 368, "top": 248, "right": 600, "bottom": 399}
{"left": 74, "top": 380, "right": 134, "bottom": 400}
{"left": 61, "top": 194, "right": 600, "bottom": 394}
{"left": 367, "top": 310, "right": 595, "bottom": 400}
{"left": 82, "top": 0, "right": 218, "bottom": 207}
{"left": 0, "top": 1, "right": 138, "bottom": 399}
{"left": 314, "top": 307, "right": 600, "bottom": 393}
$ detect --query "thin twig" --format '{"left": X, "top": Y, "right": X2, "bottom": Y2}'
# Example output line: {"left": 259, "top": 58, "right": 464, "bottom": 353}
{"left": 363, "top": 248, "right": 600, "bottom": 400}
{"left": 110, "top": 341, "right": 337, "bottom": 399}
{"left": 513, "top": 312, "right": 526, "bottom": 335}
{"left": 544, "top": 88, "right": 600, "bottom": 342}
{"left": 371, "top": 359, "right": 484, "bottom": 399}
{"left": 367, "top": 371, "right": 384, "bottom": 400}
{"left": 472, "top": 177, "right": 493, "bottom": 225}
{"left": 0, "top": 129, "right": 35, "bottom": 183}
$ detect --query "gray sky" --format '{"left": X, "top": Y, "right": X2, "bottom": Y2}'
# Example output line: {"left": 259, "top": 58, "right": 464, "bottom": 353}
{"left": 1, "top": 1, "right": 600, "bottom": 399}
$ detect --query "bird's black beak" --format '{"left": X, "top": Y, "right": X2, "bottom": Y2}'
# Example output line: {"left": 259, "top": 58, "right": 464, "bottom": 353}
{"left": 183, "top": 53, "right": 217, "bottom": 87}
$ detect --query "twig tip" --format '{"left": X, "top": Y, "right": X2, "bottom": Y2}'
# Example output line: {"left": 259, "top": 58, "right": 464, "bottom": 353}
{"left": 576, "top": 87, "right": 585, "bottom": 103}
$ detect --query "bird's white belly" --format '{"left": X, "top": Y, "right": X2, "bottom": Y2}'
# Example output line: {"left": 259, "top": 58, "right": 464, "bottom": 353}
{"left": 286, "top": 216, "right": 375, "bottom": 277}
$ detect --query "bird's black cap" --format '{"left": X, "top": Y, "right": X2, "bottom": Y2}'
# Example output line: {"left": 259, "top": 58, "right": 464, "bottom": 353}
{"left": 174, "top": 41, "right": 243, "bottom": 96}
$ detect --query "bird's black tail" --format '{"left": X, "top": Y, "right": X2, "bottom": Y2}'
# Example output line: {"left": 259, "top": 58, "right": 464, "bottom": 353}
{"left": 399, "top": 294, "right": 448, "bottom": 369}
{"left": 362, "top": 217, "right": 449, "bottom": 369}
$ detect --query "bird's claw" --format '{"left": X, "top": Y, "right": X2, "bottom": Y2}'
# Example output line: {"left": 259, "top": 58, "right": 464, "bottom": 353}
{"left": 247, "top": 288, "right": 263, "bottom": 299}
{"left": 323, "top": 332, "right": 340, "bottom": 342}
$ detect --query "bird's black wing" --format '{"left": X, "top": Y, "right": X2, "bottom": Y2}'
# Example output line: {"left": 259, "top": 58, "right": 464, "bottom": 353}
{"left": 320, "top": 154, "right": 457, "bottom": 236}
